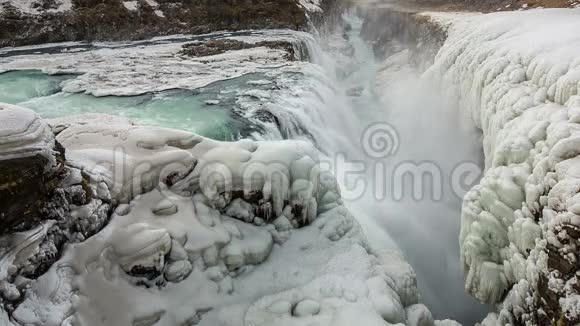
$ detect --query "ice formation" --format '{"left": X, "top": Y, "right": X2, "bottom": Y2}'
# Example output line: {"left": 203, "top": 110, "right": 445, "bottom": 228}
{"left": 0, "top": 104, "right": 457, "bottom": 325}
{"left": 424, "top": 8, "right": 580, "bottom": 324}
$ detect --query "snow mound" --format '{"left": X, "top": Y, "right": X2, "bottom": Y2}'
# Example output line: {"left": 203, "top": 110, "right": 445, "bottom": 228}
{"left": 426, "top": 8, "right": 580, "bottom": 324}
{"left": 55, "top": 120, "right": 198, "bottom": 202}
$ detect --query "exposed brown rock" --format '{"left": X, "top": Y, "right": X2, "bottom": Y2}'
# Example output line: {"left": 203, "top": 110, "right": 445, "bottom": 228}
{"left": 0, "top": 143, "right": 66, "bottom": 234}
{"left": 0, "top": 104, "right": 65, "bottom": 234}
{"left": 0, "top": 0, "right": 313, "bottom": 47}
{"left": 361, "top": 8, "right": 447, "bottom": 68}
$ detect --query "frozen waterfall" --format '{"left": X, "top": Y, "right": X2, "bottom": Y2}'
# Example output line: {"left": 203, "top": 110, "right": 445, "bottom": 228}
{"left": 0, "top": 11, "right": 488, "bottom": 325}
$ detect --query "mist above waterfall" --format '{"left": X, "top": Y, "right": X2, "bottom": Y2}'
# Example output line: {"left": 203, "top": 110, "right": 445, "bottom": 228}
{"left": 372, "top": 67, "right": 489, "bottom": 323}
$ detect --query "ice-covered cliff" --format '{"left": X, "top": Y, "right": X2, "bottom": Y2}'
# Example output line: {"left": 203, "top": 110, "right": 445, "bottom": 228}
{"left": 422, "top": 8, "right": 580, "bottom": 325}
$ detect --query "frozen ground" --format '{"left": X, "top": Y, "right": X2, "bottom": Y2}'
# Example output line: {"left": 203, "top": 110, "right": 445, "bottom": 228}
{"left": 0, "top": 0, "right": 323, "bottom": 17}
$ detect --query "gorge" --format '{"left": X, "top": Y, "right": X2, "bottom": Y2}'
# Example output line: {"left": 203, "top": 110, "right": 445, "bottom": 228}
{"left": 1, "top": 0, "right": 580, "bottom": 325}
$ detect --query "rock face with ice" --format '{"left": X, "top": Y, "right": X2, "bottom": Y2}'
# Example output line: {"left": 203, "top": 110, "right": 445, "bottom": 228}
{"left": 424, "top": 8, "right": 580, "bottom": 325}
{"left": 0, "top": 104, "right": 111, "bottom": 320}
{"left": 0, "top": 103, "right": 61, "bottom": 233}
{"left": 0, "top": 107, "right": 456, "bottom": 325}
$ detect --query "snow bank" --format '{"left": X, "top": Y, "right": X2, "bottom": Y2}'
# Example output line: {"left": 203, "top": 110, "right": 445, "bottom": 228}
{"left": 426, "top": 8, "right": 580, "bottom": 324}
{"left": 1, "top": 112, "right": 455, "bottom": 325}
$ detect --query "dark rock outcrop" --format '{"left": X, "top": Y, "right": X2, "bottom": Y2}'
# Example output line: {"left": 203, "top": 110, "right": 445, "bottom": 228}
{"left": 0, "top": 104, "right": 65, "bottom": 235}
{"left": 361, "top": 8, "right": 447, "bottom": 69}
{"left": 0, "top": 104, "right": 112, "bottom": 315}
{"left": 180, "top": 39, "right": 299, "bottom": 60}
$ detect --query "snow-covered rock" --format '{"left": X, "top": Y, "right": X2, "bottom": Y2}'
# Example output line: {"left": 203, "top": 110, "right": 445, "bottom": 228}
{"left": 122, "top": 1, "right": 138, "bottom": 11}
{"left": 55, "top": 118, "right": 197, "bottom": 202}
{"left": 0, "top": 104, "right": 113, "bottom": 321}
{"left": 0, "top": 111, "right": 453, "bottom": 325}
{"left": 298, "top": 0, "right": 323, "bottom": 13}
{"left": 0, "top": 102, "right": 55, "bottom": 162}
{"left": 0, "top": 0, "right": 72, "bottom": 15}
{"left": 425, "top": 8, "right": 580, "bottom": 324}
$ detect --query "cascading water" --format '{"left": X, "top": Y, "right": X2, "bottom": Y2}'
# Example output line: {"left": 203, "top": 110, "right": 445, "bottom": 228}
{"left": 263, "top": 11, "right": 490, "bottom": 324}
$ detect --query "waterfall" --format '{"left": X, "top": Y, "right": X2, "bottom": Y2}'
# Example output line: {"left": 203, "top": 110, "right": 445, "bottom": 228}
{"left": 0, "top": 11, "right": 489, "bottom": 322}
{"left": 260, "top": 11, "right": 490, "bottom": 324}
